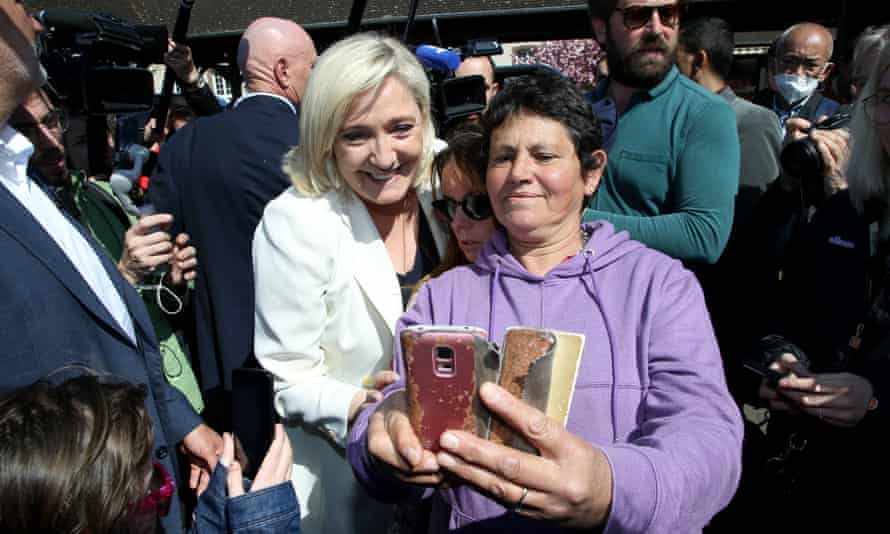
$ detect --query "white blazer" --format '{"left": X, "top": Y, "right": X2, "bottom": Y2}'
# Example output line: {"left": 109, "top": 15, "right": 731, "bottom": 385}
{"left": 252, "top": 184, "right": 446, "bottom": 532}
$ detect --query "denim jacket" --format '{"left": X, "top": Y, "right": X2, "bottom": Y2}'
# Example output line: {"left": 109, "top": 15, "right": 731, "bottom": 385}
{"left": 191, "top": 464, "right": 301, "bottom": 533}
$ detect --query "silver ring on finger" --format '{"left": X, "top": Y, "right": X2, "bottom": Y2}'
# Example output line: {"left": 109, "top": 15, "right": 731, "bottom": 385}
{"left": 511, "top": 486, "right": 529, "bottom": 513}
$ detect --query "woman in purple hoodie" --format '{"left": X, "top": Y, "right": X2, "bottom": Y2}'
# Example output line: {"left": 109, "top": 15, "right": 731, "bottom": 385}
{"left": 348, "top": 72, "right": 743, "bottom": 533}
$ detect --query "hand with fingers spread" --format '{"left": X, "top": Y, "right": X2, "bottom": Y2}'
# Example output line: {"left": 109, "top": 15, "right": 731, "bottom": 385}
{"left": 435, "top": 383, "right": 613, "bottom": 528}
{"left": 118, "top": 213, "right": 175, "bottom": 285}
{"left": 365, "top": 389, "right": 443, "bottom": 487}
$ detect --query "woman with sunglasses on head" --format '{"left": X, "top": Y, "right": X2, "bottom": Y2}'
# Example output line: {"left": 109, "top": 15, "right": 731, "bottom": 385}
{"left": 252, "top": 32, "right": 447, "bottom": 534}
{"left": 0, "top": 373, "right": 299, "bottom": 534}
{"left": 348, "top": 71, "right": 742, "bottom": 533}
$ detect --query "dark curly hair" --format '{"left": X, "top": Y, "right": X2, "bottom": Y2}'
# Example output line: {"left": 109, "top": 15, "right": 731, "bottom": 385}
{"left": 481, "top": 70, "right": 604, "bottom": 175}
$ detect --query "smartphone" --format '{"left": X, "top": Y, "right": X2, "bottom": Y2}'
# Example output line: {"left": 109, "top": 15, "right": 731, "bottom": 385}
{"left": 401, "top": 325, "right": 492, "bottom": 451}
{"left": 743, "top": 361, "right": 784, "bottom": 388}
{"left": 489, "top": 327, "right": 557, "bottom": 453}
{"left": 231, "top": 367, "right": 279, "bottom": 479}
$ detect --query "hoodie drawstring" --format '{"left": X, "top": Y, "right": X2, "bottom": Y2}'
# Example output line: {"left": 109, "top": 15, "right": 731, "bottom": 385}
{"left": 488, "top": 259, "right": 502, "bottom": 342}
{"left": 580, "top": 249, "right": 620, "bottom": 443}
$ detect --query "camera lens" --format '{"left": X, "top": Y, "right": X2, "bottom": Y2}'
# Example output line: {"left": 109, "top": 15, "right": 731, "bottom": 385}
{"left": 780, "top": 137, "right": 824, "bottom": 180}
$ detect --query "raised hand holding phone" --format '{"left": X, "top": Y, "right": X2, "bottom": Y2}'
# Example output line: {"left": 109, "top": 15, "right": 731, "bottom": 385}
{"left": 118, "top": 212, "right": 174, "bottom": 285}
{"left": 224, "top": 425, "right": 294, "bottom": 496}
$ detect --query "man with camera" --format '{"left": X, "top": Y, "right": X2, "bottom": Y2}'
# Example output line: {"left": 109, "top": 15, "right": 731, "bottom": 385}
{"left": 149, "top": 17, "right": 316, "bottom": 433}
{"left": 454, "top": 55, "right": 500, "bottom": 119}
{"left": 734, "top": 38, "right": 890, "bottom": 530}
{"left": 765, "top": 22, "right": 843, "bottom": 131}
{"left": 0, "top": 4, "right": 221, "bottom": 532}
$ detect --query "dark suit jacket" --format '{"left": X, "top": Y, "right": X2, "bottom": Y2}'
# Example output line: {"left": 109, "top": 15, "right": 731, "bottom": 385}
{"left": 0, "top": 183, "right": 202, "bottom": 533}
{"left": 149, "top": 95, "right": 300, "bottom": 400}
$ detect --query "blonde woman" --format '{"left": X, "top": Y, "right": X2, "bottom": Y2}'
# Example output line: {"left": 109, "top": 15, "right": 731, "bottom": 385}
{"left": 252, "top": 32, "right": 447, "bottom": 534}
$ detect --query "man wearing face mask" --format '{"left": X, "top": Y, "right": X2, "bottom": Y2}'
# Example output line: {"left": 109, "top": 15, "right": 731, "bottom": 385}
{"left": 768, "top": 22, "right": 843, "bottom": 131}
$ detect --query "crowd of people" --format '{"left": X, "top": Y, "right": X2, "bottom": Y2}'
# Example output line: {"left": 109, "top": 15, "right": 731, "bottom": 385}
{"left": 1, "top": 0, "right": 889, "bottom": 532}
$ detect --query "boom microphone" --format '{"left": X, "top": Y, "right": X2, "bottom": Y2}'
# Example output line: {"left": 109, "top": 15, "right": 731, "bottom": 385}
{"left": 153, "top": 0, "right": 198, "bottom": 139}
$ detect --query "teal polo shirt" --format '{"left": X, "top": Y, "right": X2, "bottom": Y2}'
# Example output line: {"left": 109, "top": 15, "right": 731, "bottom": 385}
{"left": 584, "top": 66, "right": 740, "bottom": 264}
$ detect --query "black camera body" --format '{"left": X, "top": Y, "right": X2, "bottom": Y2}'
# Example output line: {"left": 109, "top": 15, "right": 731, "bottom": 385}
{"left": 780, "top": 112, "right": 851, "bottom": 183}
{"left": 37, "top": 8, "right": 167, "bottom": 115}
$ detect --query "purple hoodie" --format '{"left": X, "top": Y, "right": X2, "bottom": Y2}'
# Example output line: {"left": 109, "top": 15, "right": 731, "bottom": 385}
{"left": 348, "top": 221, "right": 743, "bottom": 533}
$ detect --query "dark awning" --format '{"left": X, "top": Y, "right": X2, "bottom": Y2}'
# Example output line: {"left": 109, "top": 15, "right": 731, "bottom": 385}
{"left": 27, "top": 1, "right": 591, "bottom": 38}
{"left": 26, "top": 1, "right": 875, "bottom": 66}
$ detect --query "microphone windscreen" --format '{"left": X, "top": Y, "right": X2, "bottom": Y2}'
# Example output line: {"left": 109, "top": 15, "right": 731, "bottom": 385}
{"left": 415, "top": 45, "right": 461, "bottom": 72}
{"left": 109, "top": 172, "right": 133, "bottom": 195}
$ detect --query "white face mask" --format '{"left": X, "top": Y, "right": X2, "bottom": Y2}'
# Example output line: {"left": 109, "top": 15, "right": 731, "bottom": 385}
{"left": 773, "top": 73, "right": 819, "bottom": 105}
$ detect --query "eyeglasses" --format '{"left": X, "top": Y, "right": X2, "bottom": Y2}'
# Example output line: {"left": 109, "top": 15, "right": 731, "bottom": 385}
{"left": 432, "top": 192, "right": 492, "bottom": 222}
{"left": 863, "top": 93, "right": 890, "bottom": 126}
{"left": 613, "top": 3, "right": 681, "bottom": 31}
{"left": 130, "top": 461, "right": 175, "bottom": 518}
{"left": 9, "top": 108, "right": 69, "bottom": 137}
{"left": 776, "top": 54, "right": 830, "bottom": 77}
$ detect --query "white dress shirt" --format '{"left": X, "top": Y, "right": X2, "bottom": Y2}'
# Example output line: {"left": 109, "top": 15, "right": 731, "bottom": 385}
{"left": 0, "top": 124, "right": 136, "bottom": 343}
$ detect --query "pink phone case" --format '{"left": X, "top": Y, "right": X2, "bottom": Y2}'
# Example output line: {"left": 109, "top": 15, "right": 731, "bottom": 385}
{"left": 402, "top": 326, "right": 490, "bottom": 451}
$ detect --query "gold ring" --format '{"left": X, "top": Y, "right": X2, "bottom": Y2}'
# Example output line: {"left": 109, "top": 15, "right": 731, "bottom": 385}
{"left": 512, "top": 486, "right": 529, "bottom": 513}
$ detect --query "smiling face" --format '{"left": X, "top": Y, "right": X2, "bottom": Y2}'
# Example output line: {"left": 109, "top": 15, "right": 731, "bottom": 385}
{"left": 439, "top": 159, "right": 496, "bottom": 262}
{"left": 486, "top": 111, "right": 602, "bottom": 243}
{"left": 334, "top": 75, "right": 424, "bottom": 207}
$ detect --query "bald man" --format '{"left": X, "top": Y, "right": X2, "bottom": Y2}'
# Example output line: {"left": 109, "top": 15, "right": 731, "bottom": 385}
{"left": 149, "top": 17, "right": 316, "bottom": 431}
{"left": 766, "top": 22, "right": 842, "bottom": 128}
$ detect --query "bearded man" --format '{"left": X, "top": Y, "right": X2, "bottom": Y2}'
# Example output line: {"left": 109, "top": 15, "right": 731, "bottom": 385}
{"left": 582, "top": 0, "right": 740, "bottom": 265}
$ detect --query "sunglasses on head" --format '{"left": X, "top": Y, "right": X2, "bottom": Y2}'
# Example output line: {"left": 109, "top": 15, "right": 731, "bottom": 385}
{"left": 614, "top": 3, "right": 681, "bottom": 31}
{"left": 432, "top": 192, "right": 492, "bottom": 222}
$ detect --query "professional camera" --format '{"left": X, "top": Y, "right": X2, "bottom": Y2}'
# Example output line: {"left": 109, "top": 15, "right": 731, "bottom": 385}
{"left": 36, "top": 8, "right": 167, "bottom": 115}
{"left": 415, "top": 38, "right": 503, "bottom": 134}
{"left": 780, "top": 112, "right": 851, "bottom": 184}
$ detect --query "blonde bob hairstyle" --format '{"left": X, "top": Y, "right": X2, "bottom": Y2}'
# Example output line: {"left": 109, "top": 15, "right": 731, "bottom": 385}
{"left": 286, "top": 32, "right": 436, "bottom": 197}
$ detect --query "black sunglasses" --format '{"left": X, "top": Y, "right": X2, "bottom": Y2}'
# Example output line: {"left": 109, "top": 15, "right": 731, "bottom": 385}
{"left": 614, "top": 3, "right": 681, "bottom": 31}
{"left": 432, "top": 192, "right": 492, "bottom": 223}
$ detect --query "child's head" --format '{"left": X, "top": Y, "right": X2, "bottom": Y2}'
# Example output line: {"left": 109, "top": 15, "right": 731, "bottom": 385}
{"left": 0, "top": 374, "right": 156, "bottom": 533}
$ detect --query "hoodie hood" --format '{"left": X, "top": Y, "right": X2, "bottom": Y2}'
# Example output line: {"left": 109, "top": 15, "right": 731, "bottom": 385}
{"left": 475, "top": 220, "right": 644, "bottom": 279}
